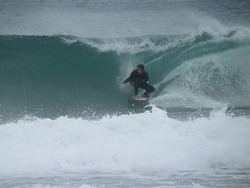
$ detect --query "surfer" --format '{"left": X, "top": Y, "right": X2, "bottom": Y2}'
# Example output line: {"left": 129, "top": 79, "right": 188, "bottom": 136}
{"left": 121, "top": 64, "right": 155, "bottom": 99}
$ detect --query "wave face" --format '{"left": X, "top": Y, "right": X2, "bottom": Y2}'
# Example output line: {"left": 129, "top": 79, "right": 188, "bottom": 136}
{"left": 0, "top": 35, "right": 124, "bottom": 121}
{"left": 0, "top": 33, "right": 250, "bottom": 121}
{"left": 1, "top": 31, "right": 250, "bottom": 121}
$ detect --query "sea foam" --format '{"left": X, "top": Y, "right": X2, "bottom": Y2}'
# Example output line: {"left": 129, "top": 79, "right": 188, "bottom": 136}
{"left": 0, "top": 107, "right": 249, "bottom": 175}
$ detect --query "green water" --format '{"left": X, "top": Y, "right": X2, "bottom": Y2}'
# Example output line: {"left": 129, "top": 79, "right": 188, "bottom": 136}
{"left": 0, "top": 34, "right": 250, "bottom": 122}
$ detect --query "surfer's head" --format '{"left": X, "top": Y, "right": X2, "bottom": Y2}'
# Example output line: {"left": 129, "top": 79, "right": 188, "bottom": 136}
{"left": 137, "top": 64, "right": 144, "bottom": 74}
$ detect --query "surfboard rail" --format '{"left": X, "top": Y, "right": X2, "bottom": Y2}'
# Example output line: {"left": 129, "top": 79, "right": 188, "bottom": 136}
{"left": 131, "top": 96, "right": 152, "bottom": 101}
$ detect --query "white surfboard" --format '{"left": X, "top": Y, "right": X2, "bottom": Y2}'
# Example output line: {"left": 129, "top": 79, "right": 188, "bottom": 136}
{"left": 131, "top": 96, "right": 152, "bottom": 101}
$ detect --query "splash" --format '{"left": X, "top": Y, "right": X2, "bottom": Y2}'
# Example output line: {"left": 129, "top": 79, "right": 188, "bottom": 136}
{"left": 0, "top": 107, "right": 250, "bottom": 175}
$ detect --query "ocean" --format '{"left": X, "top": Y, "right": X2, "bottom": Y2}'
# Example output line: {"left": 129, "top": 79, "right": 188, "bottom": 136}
{"left": 0, "top": 0, "right": 250, "bottom": 187}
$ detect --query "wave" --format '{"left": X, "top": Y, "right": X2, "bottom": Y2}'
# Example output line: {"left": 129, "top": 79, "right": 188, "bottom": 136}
{"left": 0, "top": 29, "right": 250, "bottom": 121}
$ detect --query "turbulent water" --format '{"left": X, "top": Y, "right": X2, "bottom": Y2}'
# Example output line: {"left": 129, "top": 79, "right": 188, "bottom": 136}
{"left": 0, "top": 0, "right": 250, "bottom": 187}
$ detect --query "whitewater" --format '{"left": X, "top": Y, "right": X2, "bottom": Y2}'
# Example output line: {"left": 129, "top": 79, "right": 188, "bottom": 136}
{"left": 1, "top": 108, "right": 250, "bottom": 187}
{"left": 0, "top": 0, "right": 250, "bottom": 187}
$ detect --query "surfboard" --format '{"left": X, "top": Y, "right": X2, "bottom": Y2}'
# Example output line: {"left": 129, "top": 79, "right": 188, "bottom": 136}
{"left": 131, "top": 96, "right": 152, "bottom": 101}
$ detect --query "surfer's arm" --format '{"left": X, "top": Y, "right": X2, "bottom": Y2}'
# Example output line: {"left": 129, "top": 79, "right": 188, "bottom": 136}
{"left": 122, "top": 77, "right": 130, "bottom": 84}
{"left": 122, "top": 70, "right": 136, "bottom": 84}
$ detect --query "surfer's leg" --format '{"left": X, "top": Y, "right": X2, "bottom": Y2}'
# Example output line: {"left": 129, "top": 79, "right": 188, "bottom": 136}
{"left": 148, "top": 84, "right": 155, "bottom": 93}
{"left": 144, "top": 84, "right": 155, "bottom": 97}
{"left": 140, "top": 83, "right": 155, "bottom": 97}
{"left": 134, "top": 84, "right": 139, "bottom": 96}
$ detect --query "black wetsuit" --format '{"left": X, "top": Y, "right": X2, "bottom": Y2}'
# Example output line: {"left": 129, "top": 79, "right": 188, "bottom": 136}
{"left": 123, "top": 70, "right": 155, "bottom": 97}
